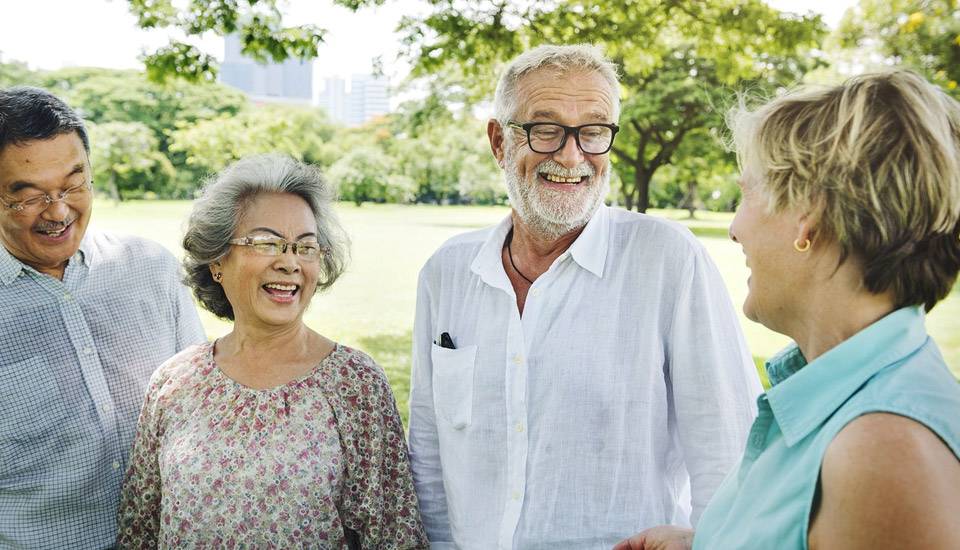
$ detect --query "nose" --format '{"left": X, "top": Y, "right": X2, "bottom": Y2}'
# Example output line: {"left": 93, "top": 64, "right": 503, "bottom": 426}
{"left": 552, "top": 131, "right": 586, "bottom": 170}
{"left": 41, "top": 199, "right": 71, "bottom": 222}
{"left": 272, "top": 249, "right": 301, "bottom": 273}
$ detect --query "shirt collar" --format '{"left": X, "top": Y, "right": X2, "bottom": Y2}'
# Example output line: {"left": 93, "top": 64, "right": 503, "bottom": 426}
{"left": 765, "top": 306, "right": 929, "bottom": 446}
{"left": 0, "top": 233, "right": 92, "bottom": 286}
{"left": 469, "top": 205, "right": 610, "bottom": 291}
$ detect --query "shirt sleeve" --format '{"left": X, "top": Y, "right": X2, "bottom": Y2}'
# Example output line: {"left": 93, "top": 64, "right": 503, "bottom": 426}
{"left": 173, "top": 270, "right": 207, "bottom": 349}
{"left": 116, "top": 369, "right": 166, "bottom": 548}
{"left": 666, "top": 244, "right": 762, "bottom": 526}
{"left": 407, "top": 265, "right": 456, "bottom": 546}
{"left": 337, "top": 353, "right": 429, "bottom": 550}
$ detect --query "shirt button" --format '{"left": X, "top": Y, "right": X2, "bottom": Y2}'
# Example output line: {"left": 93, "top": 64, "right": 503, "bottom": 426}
{"left": 515, "top": 423, "right": 524, "bottom": 433}
{"left": 512, "top": 354, "right": 523, "bottom": 365}
{"left": 530, "top": 288, "right": 541, "bottom": 297}
{"left": 751, "top": 434, "right": 764, "bottom": 446}
{"left": 63, "top": 293, "right": 72, "bottom": 301}
{"left": 101, "top": 404, "right": 112, "bottom": 414}
{"left": 83, "top": 347, "right": 94, "bottom": 355}
{"left": 511, "top": 491, "right": 521, "bottom": 500}
{"left": 112, "top": 461, "right": 121, "bottom": 470}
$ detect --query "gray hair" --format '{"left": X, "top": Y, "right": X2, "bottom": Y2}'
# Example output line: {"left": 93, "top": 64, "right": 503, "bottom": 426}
{"left": 182, "top": 154, "right": 349, "bottom": 320}
{"left": 493, "top": 44, "right": 621, "bottom": 124}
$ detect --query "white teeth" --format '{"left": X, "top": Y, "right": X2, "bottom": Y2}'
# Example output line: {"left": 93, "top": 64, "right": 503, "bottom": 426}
{"left": 264, "top": 283, "right": 297, "bottom": 291}
{"left": 541, "top": 173, "right": 583, "bottom": 184}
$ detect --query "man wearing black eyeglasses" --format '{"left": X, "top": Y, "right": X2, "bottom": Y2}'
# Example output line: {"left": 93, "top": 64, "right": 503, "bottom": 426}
{"left": 409, "top": 45, "right": 762, "bottom": 549}
{"left": 0, "top": 87, "right": 205, "bottom": 548}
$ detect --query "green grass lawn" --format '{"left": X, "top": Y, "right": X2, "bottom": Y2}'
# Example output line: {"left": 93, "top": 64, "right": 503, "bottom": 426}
{"left": 89, "top": 200, "right": 960, "bottom": 424}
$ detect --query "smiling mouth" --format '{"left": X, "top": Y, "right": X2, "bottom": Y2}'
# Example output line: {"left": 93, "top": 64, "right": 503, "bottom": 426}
{"left": 262, "top": 282, "right": 300, "bottom": 299}
{"left": 35, "top": 219, "right": 74, "bottom": 239}
{"left": 540, "top": 172, "right": 587, "bottom": 185}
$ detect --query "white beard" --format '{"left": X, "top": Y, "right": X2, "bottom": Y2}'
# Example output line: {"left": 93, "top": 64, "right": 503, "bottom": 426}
{"left": 503, "top": 148, "right": 610, "bottom": 240}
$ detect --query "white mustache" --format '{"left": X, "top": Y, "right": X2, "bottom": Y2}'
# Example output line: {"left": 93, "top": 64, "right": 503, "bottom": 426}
{"left": 536, "top": 159, "right": 595, "bottom": 178}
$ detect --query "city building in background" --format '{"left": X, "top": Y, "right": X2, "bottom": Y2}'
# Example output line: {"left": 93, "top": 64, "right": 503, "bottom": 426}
{"left": 219, "top": 34, "right": 312, "bottom": 105}
{"left": 319, "top": 74, "right": 390, "bottom": 126}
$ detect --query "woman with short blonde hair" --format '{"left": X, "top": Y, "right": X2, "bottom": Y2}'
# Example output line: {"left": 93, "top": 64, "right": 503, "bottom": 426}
{"left": 618, "top": 70, "right": 960, "bottom": 549}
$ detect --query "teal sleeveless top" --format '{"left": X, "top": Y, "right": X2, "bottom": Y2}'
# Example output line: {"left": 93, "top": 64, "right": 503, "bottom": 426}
{"left": 693, "top": 306, "right": 960, "bottom": 549}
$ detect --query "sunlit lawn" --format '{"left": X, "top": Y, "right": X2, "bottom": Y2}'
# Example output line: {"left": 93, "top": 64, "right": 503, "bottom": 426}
{"left": 89, "top": 200, "right": 960, "bottom": 424}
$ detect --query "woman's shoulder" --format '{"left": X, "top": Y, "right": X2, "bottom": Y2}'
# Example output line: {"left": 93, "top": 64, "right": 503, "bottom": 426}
{"left": 148, "top": 342, "right": 214, "bottom": 400}
{"left": 319, "top": 344, "right": 394, "bottom": 405}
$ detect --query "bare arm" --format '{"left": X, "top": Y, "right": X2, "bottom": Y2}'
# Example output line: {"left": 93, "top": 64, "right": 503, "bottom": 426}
{"left": 808, "top": 412, "right": 960, "bottom": 550}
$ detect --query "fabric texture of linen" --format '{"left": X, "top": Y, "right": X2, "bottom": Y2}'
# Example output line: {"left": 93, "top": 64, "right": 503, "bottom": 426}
{"left": 117, "top": 341, "right": 428, "bottom": 549}
{"left": 408, "top": 205, "right": 762, "bottom": 550}
{"left": 693, "top": 306, "right": 960, "bottom": 549}
{"left": 0, "top": 230, "right": 206, "bottom": 549}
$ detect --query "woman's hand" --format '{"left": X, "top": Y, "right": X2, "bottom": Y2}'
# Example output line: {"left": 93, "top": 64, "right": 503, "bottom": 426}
{"left": 612, "top": 526, "right": 695, "bottom": 550}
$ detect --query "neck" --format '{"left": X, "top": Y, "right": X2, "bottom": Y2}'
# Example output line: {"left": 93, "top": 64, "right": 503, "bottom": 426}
{"left": 785, "top": 266, "right": 897, "bottom": 362}
{"left": 220, "top": 318, "right": 313, "bottom": 360}
{"left": 510, "top": 212, "right": 584, "bottom": 261}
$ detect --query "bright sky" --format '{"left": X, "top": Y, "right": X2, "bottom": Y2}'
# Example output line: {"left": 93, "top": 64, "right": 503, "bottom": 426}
{"left": 0, "top": 0, "right": 854, "bottom": 90}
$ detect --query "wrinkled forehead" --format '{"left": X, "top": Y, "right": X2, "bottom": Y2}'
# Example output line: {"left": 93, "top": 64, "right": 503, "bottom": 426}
{"left": 0, "top": 133, "right": 90, "bottom": 193}
{"left": 514, "top": 68, "right": 617, "bottom": 122}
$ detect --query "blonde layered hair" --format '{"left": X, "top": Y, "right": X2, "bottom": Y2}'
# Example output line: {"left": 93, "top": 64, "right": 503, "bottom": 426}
{"left": 730, "top": 70, "right": 960, "bottom": 311}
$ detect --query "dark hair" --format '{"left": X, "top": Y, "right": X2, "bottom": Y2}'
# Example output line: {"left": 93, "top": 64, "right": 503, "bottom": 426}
{"left": 0, "top": 86, "right": 89, "bottom": 154}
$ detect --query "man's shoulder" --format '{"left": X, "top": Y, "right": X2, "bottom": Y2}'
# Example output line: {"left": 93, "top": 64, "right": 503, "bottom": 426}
{"left": 606, "top": 207, "right": 701, "bottom": 248}
{"left": 423, "top": 225, "right": 495, "bottom": 270}
{"left": 85, "top": 230, "right": 179, "bottom": 271}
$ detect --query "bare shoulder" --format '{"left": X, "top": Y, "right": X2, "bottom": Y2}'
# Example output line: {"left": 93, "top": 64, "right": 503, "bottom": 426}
{"left": 810, "top": 412, "right": 960, "bottom": 549}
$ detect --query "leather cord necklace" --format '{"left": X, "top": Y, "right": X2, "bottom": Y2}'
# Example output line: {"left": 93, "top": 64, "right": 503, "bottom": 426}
{"left": 507, "top": 228, "right": 535, "bottom": 285}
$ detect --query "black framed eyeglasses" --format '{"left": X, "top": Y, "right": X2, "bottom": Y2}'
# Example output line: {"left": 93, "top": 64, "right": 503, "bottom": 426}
{"left": 228, "top": 235, "right": 327, "bottom": 259}
{"left": 508, "top": 121, "right": 619, "bottom": 155}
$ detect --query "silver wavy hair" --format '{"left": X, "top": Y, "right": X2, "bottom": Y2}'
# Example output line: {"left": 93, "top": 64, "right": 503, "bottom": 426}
{"left": 182, "top": 154, "right": 349, "bottom": 320}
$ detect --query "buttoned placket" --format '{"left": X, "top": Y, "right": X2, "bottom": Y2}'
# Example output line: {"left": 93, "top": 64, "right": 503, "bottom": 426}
{"left": 496, "top": 252, "right": 565, "bottom": 550}
{"left": 30, "top": 258, "right": 125, "bottom": 478}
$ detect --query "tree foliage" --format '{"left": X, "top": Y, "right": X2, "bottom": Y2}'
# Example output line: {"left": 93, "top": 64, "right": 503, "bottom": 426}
{"left": 125, "top": 0, "right": 328, "bottom": 82}
{"left": 383, "top": 0, "right": 827, "bottom": 211}
{"left": 88, "top": 121, "right": 176, "bottom": 201}
{"left": 835, "top": 0, "right": 960, "bottom": 95}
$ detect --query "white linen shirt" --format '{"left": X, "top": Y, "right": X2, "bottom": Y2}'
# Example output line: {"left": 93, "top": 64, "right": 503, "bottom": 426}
{"left": 408, "top": 205, "right": 762, "bottom": 550}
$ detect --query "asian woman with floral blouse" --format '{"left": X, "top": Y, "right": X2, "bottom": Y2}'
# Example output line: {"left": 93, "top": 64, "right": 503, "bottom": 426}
{"left": 117, "top": 154, "right": 428, "bottom": 549}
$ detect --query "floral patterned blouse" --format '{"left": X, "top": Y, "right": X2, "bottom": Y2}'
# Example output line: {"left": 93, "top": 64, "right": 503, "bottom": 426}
{"left": 117, "top": 342, "right": 428, "bottom": 549}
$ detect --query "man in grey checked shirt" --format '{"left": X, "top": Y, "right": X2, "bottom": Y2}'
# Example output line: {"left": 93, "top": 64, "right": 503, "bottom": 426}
{"left": 0, "top": 87, "right": 206, "bottom": 548}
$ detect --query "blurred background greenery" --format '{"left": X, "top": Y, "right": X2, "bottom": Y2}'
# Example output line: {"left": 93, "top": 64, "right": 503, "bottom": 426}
{"left": 89, "top": 201, "right": 960, "bottom": 425}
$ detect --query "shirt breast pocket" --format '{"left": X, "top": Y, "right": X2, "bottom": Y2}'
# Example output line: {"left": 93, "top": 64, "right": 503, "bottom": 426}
{"left": 431, "top": 344, "right": 478, "bottom": 430}
{"left": 0, "top": 355, "right": 67, "bottom": 475}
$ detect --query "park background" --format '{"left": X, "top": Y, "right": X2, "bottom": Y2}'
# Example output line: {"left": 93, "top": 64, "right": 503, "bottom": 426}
{"left": 3, "top": 0, "right": 959, "bottom": 422}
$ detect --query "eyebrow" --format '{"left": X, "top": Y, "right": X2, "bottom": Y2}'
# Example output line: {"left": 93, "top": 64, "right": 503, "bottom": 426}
{"left": 7, "top": 163, "right": 87, "bottom": 194}
{"left": 248, "top": 227, "right": 318, "bottom": 240}
{"left": 528, "top": 110, "right": 611, "bottom": 123}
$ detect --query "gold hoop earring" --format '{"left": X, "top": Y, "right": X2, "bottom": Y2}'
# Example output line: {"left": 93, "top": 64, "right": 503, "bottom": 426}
{"left": 793, "top": 238, "right": 811, "bottom": 252}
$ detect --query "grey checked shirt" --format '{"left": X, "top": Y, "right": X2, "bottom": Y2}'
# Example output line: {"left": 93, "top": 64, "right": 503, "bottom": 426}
{"left": 0, "top": 231, "right": 206, "bottom": 549}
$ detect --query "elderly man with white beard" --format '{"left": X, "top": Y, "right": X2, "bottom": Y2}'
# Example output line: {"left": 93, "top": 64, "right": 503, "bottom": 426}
{"left": 407, "top": 45, "right": 762, "bottom": 550}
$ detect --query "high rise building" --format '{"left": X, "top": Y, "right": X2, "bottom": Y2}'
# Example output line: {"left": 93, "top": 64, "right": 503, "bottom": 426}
{"left": 219, "top": 35, "right": 312, "bottom": 104}
{"left": 318, "top": 74, "right": 390, "bottom": 126}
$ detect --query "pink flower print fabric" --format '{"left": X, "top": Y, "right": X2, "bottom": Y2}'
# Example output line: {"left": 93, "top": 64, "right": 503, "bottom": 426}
{"left": 117, "top": 342, "right": 427, "bottom": 549}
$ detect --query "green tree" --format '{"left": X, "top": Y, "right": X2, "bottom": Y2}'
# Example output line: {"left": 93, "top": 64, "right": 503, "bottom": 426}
{"left": 835, "top": 0, "right": 960, "bottom": 95}
{"left": 124, "top": 0, "right": 327, "bottom": 82}
{"left": 169, "top": 104, "right": 337, "bottom": 177}
{"left": 88, "top": 121, "right": 176, "bottom": 201}
{"left": 0, "top": 58, "right": 38, "bottom": 88}
{"left": 326, "top": 146, "right": 412, "bottom": 206}
{"left": 385, "top": 0, "right": 826, "bottom": 212}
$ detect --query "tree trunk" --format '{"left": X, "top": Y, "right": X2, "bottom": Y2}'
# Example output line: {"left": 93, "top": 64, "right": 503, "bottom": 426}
{"left": 108, "top": 173, "right": 122, "bottom": 203}
{"left": 635, "top": 169, "right": 651, "bottom": 213}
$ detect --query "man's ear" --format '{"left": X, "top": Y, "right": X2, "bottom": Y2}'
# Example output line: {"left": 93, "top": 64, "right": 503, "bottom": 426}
{"left": 488, "top": 119, "right": 505, "bottom": 167}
